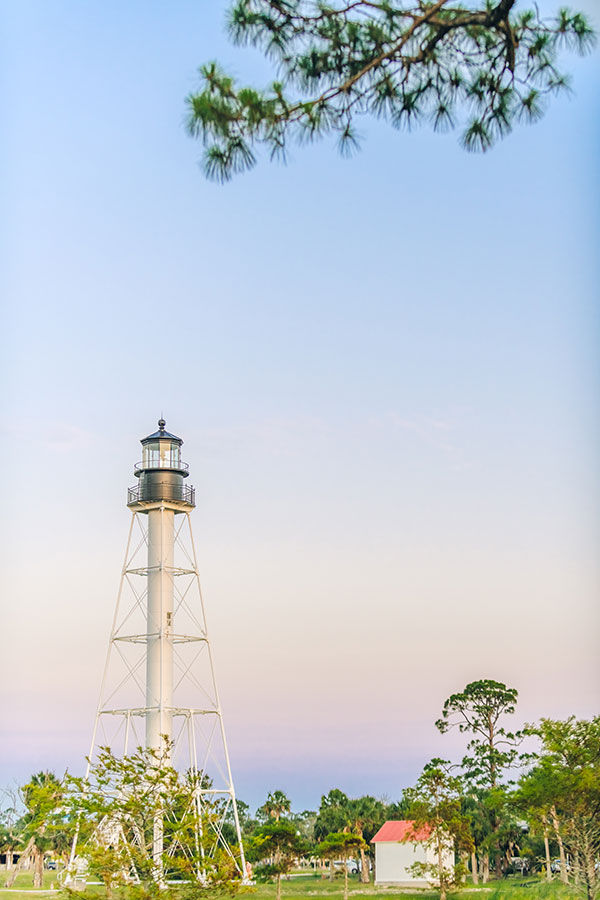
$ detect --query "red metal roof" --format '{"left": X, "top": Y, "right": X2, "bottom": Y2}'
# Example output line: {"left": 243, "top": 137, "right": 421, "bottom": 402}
{"left": 371, "top": 820, "right": 432, "bottom": 843}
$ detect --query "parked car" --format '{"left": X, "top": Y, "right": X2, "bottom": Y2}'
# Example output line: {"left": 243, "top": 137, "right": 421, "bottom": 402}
{"left": 551, "top": 859, "right": 569, "bottom": 874}
{"left": 510, "top": 857, "right": 530, "bottom": 874}
{"left": 333, "top": 860, "right": 360, "bottom": 875}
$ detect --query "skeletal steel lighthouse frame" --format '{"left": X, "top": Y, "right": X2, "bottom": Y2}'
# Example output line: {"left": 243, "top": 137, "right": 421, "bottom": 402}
{"left": 70, "top": 420, "right": 246, "bottom": 882}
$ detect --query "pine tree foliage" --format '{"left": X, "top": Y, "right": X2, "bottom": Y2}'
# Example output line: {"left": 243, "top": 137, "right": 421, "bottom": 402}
{"left": 186, "top": 0, "right": 595, "bottom": 180}
{"left": 436, "top": 679, "right": 522, "bottom": 789}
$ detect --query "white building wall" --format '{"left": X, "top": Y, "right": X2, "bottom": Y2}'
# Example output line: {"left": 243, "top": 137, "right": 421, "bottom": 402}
{"left": 374, "top": 842, "right": 428, "bottom": 885}
{"left": 374, "top": 841, "right": 455, "bottom": 885}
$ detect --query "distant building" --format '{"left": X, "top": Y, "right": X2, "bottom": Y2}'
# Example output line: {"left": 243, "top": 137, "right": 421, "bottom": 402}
{"left": 371, "top": 820, "right": 454, "bottom": 886}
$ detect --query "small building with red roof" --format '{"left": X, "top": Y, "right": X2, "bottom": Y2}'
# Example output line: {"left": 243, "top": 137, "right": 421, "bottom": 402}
{"left": 371, "top": 820, "right": 454, "bottom": 885}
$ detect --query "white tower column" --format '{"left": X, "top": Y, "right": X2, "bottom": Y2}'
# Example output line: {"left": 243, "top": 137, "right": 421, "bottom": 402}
{"left": 146, "top": 505, "right": 174, "bottom": 754}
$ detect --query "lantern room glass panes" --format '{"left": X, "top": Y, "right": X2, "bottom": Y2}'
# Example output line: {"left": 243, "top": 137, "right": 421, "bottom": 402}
{"left": 142, "top": 440, "right": 181, "bottom": 469}
{"left": 167, "top": 442, "right": 181, "bottom": 468}
{"left": 143, "top": 442, "right": 159, "bottom": 467}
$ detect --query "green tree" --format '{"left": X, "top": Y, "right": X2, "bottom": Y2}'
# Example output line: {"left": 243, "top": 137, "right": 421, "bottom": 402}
{"left": 66, "top": 746, "right": 240, "bottom": 892}
{"left": 5, "top": 772, "right": 65, "bottom": 889}
{"left": 384, "top": 793, "right": 413, "bottom": 820}
{"left": 519, "top": 717, "right": 600, "bottom": 900}
{"left": 314, "top": 789, "right": 350, "bottom": 841}
{"left": 81, "top": 843, "right": 130, "bottom": 900}
{"left": 512, "top": 759, "right": 564, "bottom": 881}
{"left": 223, "top": 798, "right": 255, "bottom": 845}
{"left": 313, "top": 790, "right": 385, "bottom": 882}
{"left": 460, "top": 790, "right": 489, "bottom": 882}
{"left": 248, "top": 820, "right": 306, "bottom": 900}
{"left": 316, "top": 832, "right": 366, "bottom": 900}
{"left": 314, "top": 789, "right": 349, "bottom": 879}
{"left": 186, "top": 0, "right": 595, "bottom": 181}
{"left": 290, "top": 809, "right": 317, "bottom": 842}
{"left": 403, "top": 760, "right": 473, "bottom": 900}
{"left": 257, "top": 790, "right": 292, "bottom": 822}
{"left": 237, "top": 799, "right": 253, "bottom": 829}
{"left": 344, "top": 796, "right": 385, "bottom": 883}
{"left": 436, "top": 678, "right": 522, "bottom": 878}
{"left": 0, "top": 789, "right": 20, "bottom": 874}
{"left": 436, "top": 679, "right": 520, "bottom": 788}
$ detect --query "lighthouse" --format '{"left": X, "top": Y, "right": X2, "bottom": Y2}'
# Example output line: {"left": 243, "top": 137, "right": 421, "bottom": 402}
{"left": 129, "top": 418, "right": 193, "bottom": 753}
{"left": 70, "top": 420, "right": 246, "bottom": 882}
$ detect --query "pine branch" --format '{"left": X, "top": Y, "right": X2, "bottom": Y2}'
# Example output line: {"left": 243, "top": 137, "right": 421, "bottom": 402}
{"left": 186, "top": 0, "right": 596, "bottom": 179}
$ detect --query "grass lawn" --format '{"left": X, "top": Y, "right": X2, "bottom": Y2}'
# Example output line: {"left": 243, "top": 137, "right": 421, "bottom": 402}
{"left": 238, "top": 875, "right": 579, "bottom": 900}
{"left": 0, "top": 871, "right": 580, "bottom": 900}
{"left": 1, "top": 872, "right": 58, "bottom": 891}
{"left": 1, "top": 870, "right": 61, "bottom": 900}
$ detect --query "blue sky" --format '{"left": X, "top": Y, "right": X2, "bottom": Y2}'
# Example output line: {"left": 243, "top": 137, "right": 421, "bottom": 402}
{"left": 1, "top": 0, "right": 599, "bottom": 811}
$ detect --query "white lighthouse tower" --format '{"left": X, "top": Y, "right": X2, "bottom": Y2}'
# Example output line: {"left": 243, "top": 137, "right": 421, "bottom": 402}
{"left": 71, "top": 420, "right": 246, "bottom": 881}
{"left": 134, "top": 419, "right": 189, "bottom": 755}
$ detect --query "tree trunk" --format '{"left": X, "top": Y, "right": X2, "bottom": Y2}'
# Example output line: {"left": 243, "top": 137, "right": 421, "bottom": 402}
{"left": 438, "top": 837, "right": 446, "bottom": 900}
{"left": 580, "top": 827, "right": 596, "bottom": 900}
{"left": 6, "top": 851, "right": 12, "bottom": 871}
{"left": 33, "top": 847, "right": 44, "bottom": 889}
{"left": 549, "top": 806, "right": 568, "bottom": 884}
{"left": 276, "top": 872, "right": 282, "bottom": 900}
{"left": 329, "top": 859, "right": 334, "bottom": 881}
{"left": 505, "top": 839, "right": 514, "bottom": 871}
{"left": 471, "top": 851, "right": 479, "bottom": 885}
{"left": 494, "top": 842, "right": 503, "bottom": 879}
{"left": 320, "top": 859, "right": 326, "bottom": 879}
{"left": 482, "top": 853, "right": 489, "bottom": 884}
{"left": 586, "top": 861, "right": 594, "bottom": 900}
{"left": 573, "top": 851, "right": 580, "bottom": 886}
{"left": 344, "top": 862, "right": 349, "bottom": 900}
{"left": 542, "top": 817, "right": 552, "bottom": 882}
{"left": 5, "top": 837, "right": 36, "bottom": 888}
{"left": 359, "top": 844, "right": 370, "bottom": 884}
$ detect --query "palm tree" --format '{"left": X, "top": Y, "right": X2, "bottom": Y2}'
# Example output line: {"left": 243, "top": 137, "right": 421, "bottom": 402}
{"left": 257, "top": 791, "right": 291, "bottom": 823}
{"left": 344, "top": 796, "right": 385, "bottom": 884}
{"left": 5, "top": 772, "right": 63, "bottom": 888}
{"left": 0, "top": 824, "right": 18, "bottom": 872}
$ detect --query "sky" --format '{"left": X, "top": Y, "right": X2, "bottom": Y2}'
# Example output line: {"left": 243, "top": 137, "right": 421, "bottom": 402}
{"left": 1, "top": 0, "right": 599, "bottom": 812}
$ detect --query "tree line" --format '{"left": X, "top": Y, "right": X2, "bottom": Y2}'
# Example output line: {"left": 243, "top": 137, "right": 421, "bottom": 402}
{"left": 1, "top": 679, "right": 598, "bottom": 900}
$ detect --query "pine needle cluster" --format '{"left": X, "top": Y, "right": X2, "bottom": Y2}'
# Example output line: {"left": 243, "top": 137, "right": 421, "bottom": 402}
{"left": 186, "top": 0, "right": 596, "bottom": 180}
